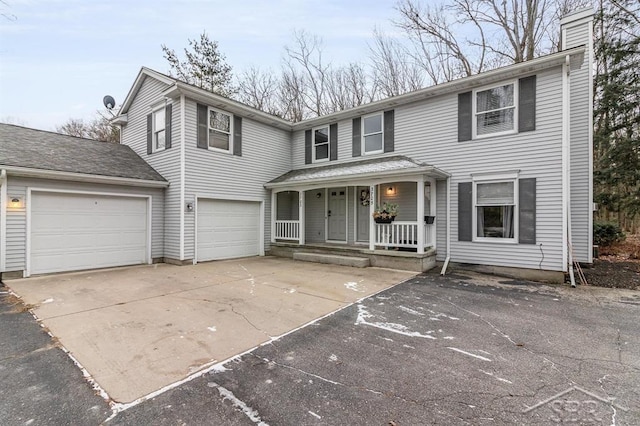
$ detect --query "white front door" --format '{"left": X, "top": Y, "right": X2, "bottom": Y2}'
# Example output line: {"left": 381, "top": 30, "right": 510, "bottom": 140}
{"left": 197, "top": 199, "right": 260, "bottom": 261}
{"left": 30, "top": 192, "right": 148, "bottom": 275}
{"left": 327, "top": 187, "right": 346, "bottom": 241}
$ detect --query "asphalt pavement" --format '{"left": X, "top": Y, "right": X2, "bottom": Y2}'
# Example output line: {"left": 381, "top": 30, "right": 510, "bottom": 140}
{"left": 2, "top": 270, "right": 639, "bottom": 425}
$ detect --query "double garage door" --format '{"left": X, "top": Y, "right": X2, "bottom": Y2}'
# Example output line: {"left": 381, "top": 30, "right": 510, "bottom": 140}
{"left": 30, "top": 192, "right": 148, "bottom": 275}
{"left": 197, "top": 199, "right": 260, "bottom": 262}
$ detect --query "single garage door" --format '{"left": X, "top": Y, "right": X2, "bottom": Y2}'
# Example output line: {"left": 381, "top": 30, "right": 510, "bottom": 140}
{"left": 30, "top": 192, "right": 148, "bottom": 275}
{"left": 197, "top": 199, "right": 260, "bottom": 262}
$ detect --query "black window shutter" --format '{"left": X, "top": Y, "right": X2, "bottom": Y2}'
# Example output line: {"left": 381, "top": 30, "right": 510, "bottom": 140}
{"left": 458, "top": 92, "right": 472, "bottom": 142}
{"left": 197, "top": 103, "right": 208, "bottom": 149}
{"left": 519, "top": 75, "right": 536, "bottom": 132}
{"left": 305, "top": 130, "right": 312, "bottom": 164}
{"left": 519, "top": 178, "right": 536, "bottom": 244}
{"left": 458, "top": 182, "right": 473, "bottom": 241}
{"left": 233, "top": 116, "right": 242, "bottom": 156}
{"left": 383, "top": 110, "right": 395, "bottom": 153}
{"left": 146, "top": 113, "right": 153, "bottom": 154}
{"left": 329, "top": 123, "right": 338, "bottom": 161}
{"left": 165, "top": 104, "right": 172, "bottom": 149}
{"left": 352, "top": 117, "right": 361, "bottom": 157}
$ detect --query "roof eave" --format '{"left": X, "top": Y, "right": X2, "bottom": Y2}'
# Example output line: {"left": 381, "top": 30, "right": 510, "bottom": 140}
{"left": 264, "top": 165, "right": 450, "bottom": 189}
{"left": 163, "top": 83, "right": 294, "bottom": 130}
{"left": 118, "top": 67, "right": 176, "bottom": 116}
{"left": 2, "top": 166, "right": 170, "bottom": 188}
{"left": 291, "top": 46, "right": 586, "bottom": 130}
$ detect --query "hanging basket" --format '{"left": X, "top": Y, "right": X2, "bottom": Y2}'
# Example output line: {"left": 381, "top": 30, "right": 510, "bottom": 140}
{"left": 425, "top": 215, "right": 436, "bottom": 224}
{"left": 374, "top": 216, "right": 396, "bottom": 224}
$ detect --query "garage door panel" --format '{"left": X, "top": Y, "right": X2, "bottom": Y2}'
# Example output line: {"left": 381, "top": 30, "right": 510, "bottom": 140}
{"left": 197, "top": 199, "right": 260, "bottom": 262}
{"left": 30, "top": 193, "right": 148, "bottom": 275}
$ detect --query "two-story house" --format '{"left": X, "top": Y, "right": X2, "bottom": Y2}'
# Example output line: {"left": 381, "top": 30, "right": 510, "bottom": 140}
{"left": 0, "top": 10, "right": 593, "bottom": 283}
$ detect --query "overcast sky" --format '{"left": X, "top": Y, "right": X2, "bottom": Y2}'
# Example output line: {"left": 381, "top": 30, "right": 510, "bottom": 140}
{"left": 0, "top": 0, "right": 398, "bottom": 131}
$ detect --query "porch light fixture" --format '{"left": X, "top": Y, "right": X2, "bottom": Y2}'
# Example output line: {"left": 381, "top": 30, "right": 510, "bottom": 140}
{"left": 386, "top": 186, "right": 396, "bottom": 196}
{"left": 316, "top": 192, "right": 322, "bottom": 198}
{"left": 9, "top": 196, "right": 24, "bottom": 209}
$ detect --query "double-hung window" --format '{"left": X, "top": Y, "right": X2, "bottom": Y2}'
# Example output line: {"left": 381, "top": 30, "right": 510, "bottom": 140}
{"left": 474, "top": 83, "right": 516, "bottom": 137}
{"left": 313, "top": 126, "right": 330, "bottom": 162}
{"left": 474, "top": 180, "right": 517, "bottom": 241}
{"left": 209, "top": 108, "right": 233, "bottom": 152}
{"left": 152, "top": 107, "right": 166, "bottom": 151}
{"left": 362, "top": 113, "right": 383, "bottom": 154}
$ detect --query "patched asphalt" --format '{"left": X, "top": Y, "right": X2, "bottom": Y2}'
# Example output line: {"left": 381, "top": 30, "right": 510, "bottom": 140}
{"left": 3, "top": 270, "right": 640, "bottom": 425}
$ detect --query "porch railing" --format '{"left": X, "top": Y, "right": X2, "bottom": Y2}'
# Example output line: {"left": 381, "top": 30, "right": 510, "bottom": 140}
{"left": 275, "top": 220, "right": 300, "bottom": 241}
{"left": 374, "top": 221, "right": 434, "bottom": 249}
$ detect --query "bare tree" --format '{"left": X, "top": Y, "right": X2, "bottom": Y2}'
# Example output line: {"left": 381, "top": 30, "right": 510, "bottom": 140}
{"left": 56, "top": 111, "right": 120, "bottom": 143}
{"left": 236, "top": 67, "right": 282, "bottom": 116}
{"left": 393, "top": 0, "right": 591, "bottom": 85}
{"left": 369, "top": 28, "right": 425, "bottom": 97}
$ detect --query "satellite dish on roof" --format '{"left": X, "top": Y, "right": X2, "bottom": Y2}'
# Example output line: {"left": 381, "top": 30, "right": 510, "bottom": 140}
{"left": 103, "top": 95, "right": 116, "bottom": 110}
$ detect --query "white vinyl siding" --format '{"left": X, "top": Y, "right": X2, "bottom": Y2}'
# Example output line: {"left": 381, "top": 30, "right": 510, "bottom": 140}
{"left": 184, "top": 98, "right": 291, "bottom": 260}
{"left": 566, "top": 21, "right": 593, "bottom": 263}
{"left": 395, "top": 67, "right": 564, "bottom": 271}
{"left": 3, "top": 177, "right": 164, "bottom": 274}
{"left": 121, "top": 76, "right": 181, "bottom": 260}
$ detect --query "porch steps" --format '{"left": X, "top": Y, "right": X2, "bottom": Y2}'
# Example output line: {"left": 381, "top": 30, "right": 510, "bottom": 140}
{"left": 293, "top": 252, "right": 370, "bottom": 268}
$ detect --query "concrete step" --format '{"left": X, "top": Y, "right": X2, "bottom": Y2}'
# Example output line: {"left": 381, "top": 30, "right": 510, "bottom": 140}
{"left": 293, "top": 252, "right": 370, "bottom": 268}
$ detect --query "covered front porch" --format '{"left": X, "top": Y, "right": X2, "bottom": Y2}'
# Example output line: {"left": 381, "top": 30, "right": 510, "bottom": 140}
{"left": 265, "top": 156, "right": 449, "bottom": 270}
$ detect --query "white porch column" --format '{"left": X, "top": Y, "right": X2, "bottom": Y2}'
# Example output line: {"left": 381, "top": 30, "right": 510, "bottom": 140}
{"left": 298, "top": 190, "right": 305, "bottom": 245}
{"left": 369, "top": 184, "right": 376, "bottom": 251}
{"left": 270, "top": 190, "right": 276, "bottom": 244}
{"left": 429, "top": 178, "right": 437, "bottom": 250}
{"left": 417, "top": 177, "right": 425, "bottom": 254}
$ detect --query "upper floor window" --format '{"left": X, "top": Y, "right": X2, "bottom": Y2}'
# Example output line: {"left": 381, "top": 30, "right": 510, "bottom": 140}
{"left": 459, "top": 76, "right": 535, "bottom": 142}
{"left": 152, "top": 107, "right": 166, "bottom": 151}
{"left": 474, "top": 83, "right": 516, "bottom": 137}
{"left": 362, "top": 113, "right": 383, "bottom": 154}
{"left": 209, "top": 108, "right": 233, "bottom": 152}
{"left": 313, "top": 126, "right": 330, "bottom": 162}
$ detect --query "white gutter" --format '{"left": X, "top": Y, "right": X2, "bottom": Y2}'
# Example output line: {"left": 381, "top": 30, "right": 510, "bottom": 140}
{"left": 179, "top": 94, "right": 186, "bottom": 261}
{"left": 264, "top": 166, "right": 450, "bottom": 190}
{"left": 440, "top": 176, "right": 451, "bottom": 275}
{"left": 1, "top": 166, "right": 169, "bottom": 188}
{"left": 0, "top": 169, "right": 6, "bottom": 273}
{"left": 562, "top": 53, "right": 576, "bottom": 287}
{"left": 293, "top": 47, "right": 585, "bottom": 130}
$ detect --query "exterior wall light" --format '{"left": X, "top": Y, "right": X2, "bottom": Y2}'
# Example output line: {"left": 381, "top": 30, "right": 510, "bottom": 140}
{"left": 9, "top": 196, "right": 24, "bottom": 209}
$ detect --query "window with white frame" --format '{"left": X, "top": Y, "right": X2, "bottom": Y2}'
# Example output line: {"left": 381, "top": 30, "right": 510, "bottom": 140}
{"left": 313, "top": 126, "right": 329, "bottom": 162}
{"left": 362, "top": 113, "right": 383, "bottom": 154}
{"left": 475, "top": 180, "right": 516, "bottom": 240}
{"left": 209, "top": 108, "right": 232, "bottom": 151}
{"left": 475, "top": 83, "right": 516, "bottom": 137}
{"left": 152, "top": 107, "right": 166, "bottom": 151}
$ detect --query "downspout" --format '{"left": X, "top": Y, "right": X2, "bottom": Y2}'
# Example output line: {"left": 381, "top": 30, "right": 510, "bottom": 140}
{"left": 440, "top": 176, "right": 451, "bottom": 275}
{"left": 0, "top": 169, "right": 7, "bottom": 273}
{"left": 563, "top": 54, "right": 576, "bottom": 287}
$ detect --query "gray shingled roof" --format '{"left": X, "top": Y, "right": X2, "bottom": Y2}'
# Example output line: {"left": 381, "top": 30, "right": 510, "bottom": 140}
{"left": 266, "top": 155, "right": 435, "bottom": 186}
{"left": 0, "top": 123, "right": 166, "bottom": 182}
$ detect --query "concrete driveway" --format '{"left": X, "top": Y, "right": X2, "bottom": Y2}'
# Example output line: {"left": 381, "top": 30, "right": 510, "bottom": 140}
{"left": 7, "top": 256, "right": 414, "bottom": 404}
